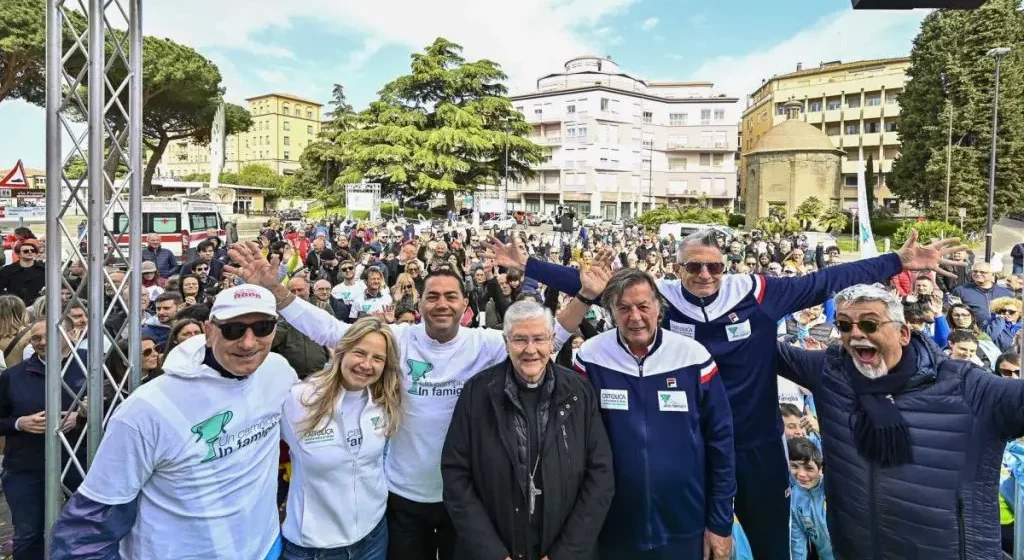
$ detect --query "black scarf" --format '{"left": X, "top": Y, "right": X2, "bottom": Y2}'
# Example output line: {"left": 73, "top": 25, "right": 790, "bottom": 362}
{"left": 847, "top": 341, "right": 918, "bottom": 467}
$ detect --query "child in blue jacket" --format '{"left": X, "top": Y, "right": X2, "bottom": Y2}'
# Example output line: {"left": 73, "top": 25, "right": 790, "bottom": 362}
{"left": 789, "top": 437, "right": 834, "bottom": 560}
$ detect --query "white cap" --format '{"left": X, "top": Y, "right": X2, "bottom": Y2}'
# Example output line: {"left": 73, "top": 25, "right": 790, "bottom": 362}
{"left": 210, "top": 285, "right": 278, "bottom": 321}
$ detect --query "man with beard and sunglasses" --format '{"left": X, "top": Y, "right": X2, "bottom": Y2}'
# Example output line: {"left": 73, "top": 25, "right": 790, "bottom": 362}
{"left": 225, "top": 240, "right": 609, "bottom": 560}
{"left": 774, "top": 284, "right": 1024, "bottom": 560}
{"left": 51, "top": 285, "right": 298, "bottom": 560}
{"left": 486, "top": 228, "right": 966, "bottom": 560}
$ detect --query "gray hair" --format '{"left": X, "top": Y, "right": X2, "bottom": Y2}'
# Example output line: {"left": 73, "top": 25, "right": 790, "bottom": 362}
{"left": 833, "top": 284, "right": 905, "bottom": 325}
{"left": 601, "top": 268, "right": 663, "bottom": 319}
{"left": 678, "top": 228, "right": 723, "bottom": 260}
{"left": 502, "top": 300, "right": 554, "bottom": 338}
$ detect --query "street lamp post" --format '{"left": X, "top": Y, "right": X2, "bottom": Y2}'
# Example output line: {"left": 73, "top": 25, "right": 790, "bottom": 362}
{"left": 503, "top": 131, "right": 510, "bottom": 221}
{"left": 941, "top": 71, "right": 953, "bottom": 223}
{"left": 985, "top": 47, "right": 1010, "bottom": 263}
{"left": 648, "top": 142, "right": 653, "bottom": 213}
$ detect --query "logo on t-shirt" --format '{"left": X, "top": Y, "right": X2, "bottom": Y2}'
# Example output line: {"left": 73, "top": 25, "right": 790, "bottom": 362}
{"left": 407, "top": 359, "right": 433, "bottom": 395}
{"left": 191, "top": 411, "right": 233, "bottom": 463}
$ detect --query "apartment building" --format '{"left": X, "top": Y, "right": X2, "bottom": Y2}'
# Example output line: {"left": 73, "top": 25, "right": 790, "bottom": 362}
{"left": 157, "top": 93, "right": 323, "bottom": 178}
{"left": 740, "top": 57, "right": 910, "bottom": 210}
{"left": 509, "top": 56, "right": 740, "bottom": 220}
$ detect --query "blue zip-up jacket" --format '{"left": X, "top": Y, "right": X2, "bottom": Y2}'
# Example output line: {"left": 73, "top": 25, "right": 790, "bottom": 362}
{"left": 775, "top": 333, "right": 1024, "bottom": 560}
{"left": 572, "top": 328, "right": 735, "bottom": 550}
{"left": 141, "top": 246, "right": 179, "bottom": 278}
{"left": 999, "top": 440, "right": 1024, "bottom": 523}
{"left": 952, "top": 282, "right": 1013, "bottom": 324}
{"left": 529, "top": 252, "right": 903, "bottom": 449}
{"left": 790, "top": 477, "right": 834, "bottom": 560}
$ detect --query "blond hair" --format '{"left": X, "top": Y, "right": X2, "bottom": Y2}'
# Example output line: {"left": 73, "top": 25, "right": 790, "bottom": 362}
{"left": 991, "top": 297, "right": 1022, "bottom": 313}
{"left": 298, "top": 317, "right": 403, "bottom": 438}
{"left": 393, "top": 273, "right": 420, "bottom": 303}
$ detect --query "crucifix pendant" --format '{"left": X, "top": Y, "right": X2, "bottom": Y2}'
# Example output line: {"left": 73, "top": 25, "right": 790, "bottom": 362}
{"left": 528, "top": 476, "right": 542, "bottom": 516}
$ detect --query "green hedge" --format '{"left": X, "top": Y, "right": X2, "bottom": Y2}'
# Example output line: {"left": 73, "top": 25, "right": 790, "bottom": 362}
{"left": 728, "top": 214, "right": 746, "bottom": 228}
{"left": 891, "top": 220, "right": 964, "bottom": 247}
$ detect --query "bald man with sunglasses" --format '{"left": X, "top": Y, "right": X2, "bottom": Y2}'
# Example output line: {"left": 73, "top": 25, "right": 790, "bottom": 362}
{"left": 486, "top": 228, "right": 966, "bottom": 560}
{"left": 51, "top": 285, "right": 297, "bottom": 560}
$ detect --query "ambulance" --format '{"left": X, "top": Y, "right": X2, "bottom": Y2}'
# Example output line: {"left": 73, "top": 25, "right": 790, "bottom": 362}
{"left": 108, "top": 197, "right": 227, "bottom": 259}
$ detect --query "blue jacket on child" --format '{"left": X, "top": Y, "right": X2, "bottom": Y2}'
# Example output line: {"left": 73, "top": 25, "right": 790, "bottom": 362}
{"left": 790, "top": 476, "right": 834, "bottom": 560}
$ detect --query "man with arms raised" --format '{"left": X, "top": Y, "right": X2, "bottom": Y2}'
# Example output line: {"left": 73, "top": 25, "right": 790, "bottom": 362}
{"left": 50, "top": 285, "right": 297, "bottom": 560}
{"left": 226, "top": 241, "right": 608, "bottom": 560}
{"left": 487, "top": 229, "right": 964, "bottom": 559}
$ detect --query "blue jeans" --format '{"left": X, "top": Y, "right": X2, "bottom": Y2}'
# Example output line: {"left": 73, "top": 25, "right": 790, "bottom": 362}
{"left": 2, "top": 470, "right": 45, "bottom": 560}
{"left": 281, "top": 517, "right": 388, "bottom": 560}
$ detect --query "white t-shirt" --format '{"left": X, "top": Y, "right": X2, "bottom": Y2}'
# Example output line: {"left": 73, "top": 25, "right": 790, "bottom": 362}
{"left": 332, "top": 280, "right": 366, "bottom": 303}
{"left": 78, "top": 335, "right": 297, "bottom": 560}
{"left": 281, "top": 383, "right": 387, "bottom": 548}
{"left": 349, "top": 291, "right": 393, "bottom": 319}
{"left": 280, "top": 297, "right": 571, "bottom": 503}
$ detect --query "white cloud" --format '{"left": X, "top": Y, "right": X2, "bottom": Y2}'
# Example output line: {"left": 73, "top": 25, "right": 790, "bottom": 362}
{"left": 608, "top": 35, "right": 625, "bottom": 46}
{"left": 640, "top": 17, "right": 659, "bottom": 31}
{"left": 140, "top": 0, "right": 642, "bottom": 98}
{"left": 594, "top": 26, "right": 614, "bottom": 36}
{"left": 688, "top": 9, "right": 927, "bottom": 99}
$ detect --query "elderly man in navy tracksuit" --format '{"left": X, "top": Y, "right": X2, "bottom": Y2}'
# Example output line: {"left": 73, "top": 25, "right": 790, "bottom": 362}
{"left": 486, "top": 229, "right": 963, "bottom": 559}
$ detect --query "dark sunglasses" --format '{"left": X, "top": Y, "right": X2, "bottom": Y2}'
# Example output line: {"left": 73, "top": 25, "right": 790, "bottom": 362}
{"left": 142, "top": 347, "right": 156, "bottom": 357}
{"left": 683, "top": 261, "right": 725, "bottom": 275}
{"left": 835, "top": 319, "right": 895, "bottom": 334}
{"left": 20, "top": 248, "right": 37, "bottom": 254}
{"left": 215, "top": 319, "right": 276, "bottom": 341}
{"left": 996, "top": 308, "right": 1019, "bottom": 315}
{"left": 341, "top": 266, "right": 354, "bottom": 271}
{"left": 999, "top": 367, "right": 1020, "bottom": 377}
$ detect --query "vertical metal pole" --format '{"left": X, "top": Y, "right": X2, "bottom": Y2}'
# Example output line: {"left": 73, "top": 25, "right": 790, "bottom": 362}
{"left": 503, "top": 132, "right": 509, "bottom": 220}
{"left": 985, "top": 56, "right": 1001, "bottom": 263}
{"left": 85, "top": 0, "right": 106, "bottom": 463}
{"left": 944, "top": 101, "right": 953, "bottom": 223}
{"left": 43, "top": 0, "right": 64, "bottom": 548}
{"left": 127, "top": 0, "right": 143, "bottom": 391}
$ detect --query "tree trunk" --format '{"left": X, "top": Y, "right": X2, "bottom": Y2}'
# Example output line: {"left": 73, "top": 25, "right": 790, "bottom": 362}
{"left": 143, "top": 137, "right": 169, "bottom": 195}
{"left": 445, "top": 190, "right": 455, "bottom": 211}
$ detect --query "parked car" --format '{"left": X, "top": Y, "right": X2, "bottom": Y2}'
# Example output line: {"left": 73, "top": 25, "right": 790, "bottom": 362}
{"left": 525, "top": 213, "right": 542, "bottom": 226}
{"left": 482, "top": 216, "right": 517, "bottom": 229}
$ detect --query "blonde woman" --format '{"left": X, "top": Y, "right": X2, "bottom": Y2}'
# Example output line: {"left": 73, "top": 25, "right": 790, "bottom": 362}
{"left": 280, "top": 317, "right": 403, "bottom": 560}
{"left": 0, "top": 295, "right": 28, "bottom": 367}
{"left": 391, "top": 273, "right": 419, "bottom": 308}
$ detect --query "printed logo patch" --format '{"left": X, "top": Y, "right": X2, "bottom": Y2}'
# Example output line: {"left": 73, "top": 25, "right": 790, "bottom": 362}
{"left": 728, "top": 312, "right": 740, "bottom": 323}
{"left": 725, "top": 320, "right": 752, "bottom": 342}
{"left": 600, "top": 389, "right": 629, "bottom": 411}
{"left": 666, "top": 378, "right": 677, "bottom": 388}
{"left": 669, "top": 320, "right": 695, "bottom": 338}
{"left": 300, "top": 425, "right": 337, "bottom": 449}
{"left": 655, "top": 393, "right": 688, "bottom": 413}
{"left": 657, "top": 391, "right": 688, "bottom": 412}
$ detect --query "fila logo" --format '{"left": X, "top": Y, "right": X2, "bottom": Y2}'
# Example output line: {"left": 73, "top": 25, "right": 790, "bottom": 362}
{"left": 666, "top": 378, "right": 677, "bottom": 388}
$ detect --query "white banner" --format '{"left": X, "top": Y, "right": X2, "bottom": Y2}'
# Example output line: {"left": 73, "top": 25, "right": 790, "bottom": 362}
{"left": 857, "top": 163, "right": 877, "bottom": 258}
{"left": 479, "top": 199, "right": 505, "bottom": 213}
{"left": 347, "top": 192, "right": 375, "bottom": 212}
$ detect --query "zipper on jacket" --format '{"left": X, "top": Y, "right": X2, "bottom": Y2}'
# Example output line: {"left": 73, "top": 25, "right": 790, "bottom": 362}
{"left": 637, "top": 358, "right": 653, "bottom": 545}
{"left": 957, "top": 497, "right": 966, "bottom": 560}
{"left": 561, "top": 424, "right": 572, "bottom": 472}
{"left": 869, "top": 463, "right": 879, "bottom": 560}
{"left": 697, "top": 296, "right": 711, "bottom": 322}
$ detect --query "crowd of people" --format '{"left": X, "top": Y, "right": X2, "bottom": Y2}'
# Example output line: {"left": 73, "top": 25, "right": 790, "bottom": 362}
{"left": 0, "top": 212, "right": 1021, "bottom": 560}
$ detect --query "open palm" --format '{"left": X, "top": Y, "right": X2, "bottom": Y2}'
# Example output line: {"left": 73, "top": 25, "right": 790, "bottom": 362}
{"left": 225, "top": 241, "right": 281, "bottom": 289}
{"left": 480, "top": 236, "right": 528, "bottom": 270}
{"left": 896, "top": 229, "right": 969, "bottom": 278}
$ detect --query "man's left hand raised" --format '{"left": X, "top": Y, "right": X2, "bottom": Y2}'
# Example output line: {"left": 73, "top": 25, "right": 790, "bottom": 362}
{"left": 896, "top": 229, "right": 969, "bottom": 279}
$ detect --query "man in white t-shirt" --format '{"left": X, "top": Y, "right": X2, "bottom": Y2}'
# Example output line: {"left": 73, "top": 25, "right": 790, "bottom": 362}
{"left": 331, "top": 258, "right": 366, "bottom": 303}
{"left": 226, "top": 240, "right": 608, "bottom": 560}
{"left": 50, "top": 285, "right": 298, "bottom": 560}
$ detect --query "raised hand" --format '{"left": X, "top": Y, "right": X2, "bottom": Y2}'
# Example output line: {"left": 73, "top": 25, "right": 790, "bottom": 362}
{"left": 226, "top": 241, "right": 283, "bottom": 290}
{"left": 896, "top": 229, "right": 969, "bottom": 278}
{"left": 579, "top": 249, "right": 615, "bottom": 300}
{"left": 480, "top": 236, "right": 528, "bottom": 270}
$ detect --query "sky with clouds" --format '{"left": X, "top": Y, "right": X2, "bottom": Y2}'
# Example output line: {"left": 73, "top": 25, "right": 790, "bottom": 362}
{"left": 0, "top": 0, "right": 929, "bottom": 169}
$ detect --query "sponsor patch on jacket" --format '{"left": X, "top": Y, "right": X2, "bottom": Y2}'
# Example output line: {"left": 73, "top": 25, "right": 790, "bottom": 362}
{"left": 728, "top": 312, "right": 740, "bottom": 323}
{"left": 725, "top": 320, "right": 752, "bottom": 342}
{"left": 600, "top": 389, "right": 629, "bottom": 411}
{"left": 666, "top": 377, "right": 677, "bottom": 388}
{"left": 300, "top": 425, "right": 338, "bottom": 449}
{"left": 669, "top": 320, "right": 695, "bottom": 338}
{"left": 657, "top": 391, "right": 688, "bottom": 412}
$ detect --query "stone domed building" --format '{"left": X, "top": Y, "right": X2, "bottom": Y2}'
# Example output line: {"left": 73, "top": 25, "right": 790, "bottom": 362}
{"left": 744, "top": 99, "right": 843, "bottom": 223}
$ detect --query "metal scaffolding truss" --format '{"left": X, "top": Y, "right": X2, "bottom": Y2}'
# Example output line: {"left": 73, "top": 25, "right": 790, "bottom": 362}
{"left": 44, "top": 0, "right": 143, "bottom": 551}
{"left": 344, "top": 182, "right": 382, "bottom": 222}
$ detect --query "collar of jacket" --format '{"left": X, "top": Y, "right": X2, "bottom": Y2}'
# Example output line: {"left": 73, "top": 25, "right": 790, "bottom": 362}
{"left": 678, "top": 281, "right": 721, "bottom": 308}
{"left": 830, "top": 330, "right": 942, "bottom": 391}
{"left": 615, "top": 326, "right": 664, "bottom": 360}
{"left": 501, "top": 359, "right": 556, "bottom": 406}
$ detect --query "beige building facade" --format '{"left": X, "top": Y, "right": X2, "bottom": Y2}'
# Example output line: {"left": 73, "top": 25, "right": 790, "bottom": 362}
{"left": 156, "top": 93, "right": 323, "bottom": 178}
{"left": 740, "top": 58, "right": 909, "bottom": 211}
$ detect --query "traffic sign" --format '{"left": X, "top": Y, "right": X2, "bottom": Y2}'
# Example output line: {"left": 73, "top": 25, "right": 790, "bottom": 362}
{"left": 958, "top": 208, "right": 966, "bottom": 218}
{"left": 0, "top": 160, "right": 28, "bottom": 189}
